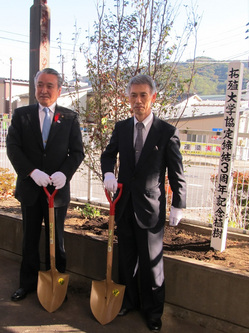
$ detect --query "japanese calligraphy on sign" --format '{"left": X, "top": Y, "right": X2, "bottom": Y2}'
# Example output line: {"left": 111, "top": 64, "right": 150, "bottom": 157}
{"left": 211, "top": 62, "right": 244, "bottom": 252}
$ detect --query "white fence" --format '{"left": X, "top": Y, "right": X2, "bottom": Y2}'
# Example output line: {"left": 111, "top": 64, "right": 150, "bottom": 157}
{"left": 181, "top": 154, "right": 249, "bottom": 229}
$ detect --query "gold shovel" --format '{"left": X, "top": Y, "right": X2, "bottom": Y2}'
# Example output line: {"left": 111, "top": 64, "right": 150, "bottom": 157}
{"left": 37, "top": 187, "right": 69, "bottom": 313}
{"left": 90, "top": 183, "right": 125, "bottom": 325}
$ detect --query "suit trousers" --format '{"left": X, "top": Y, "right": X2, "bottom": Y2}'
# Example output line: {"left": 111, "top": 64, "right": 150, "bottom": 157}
{"left": 19, "top": 190, "right": 68, "bottom": 291}
{"left": 117, "top": 196, "right": 165, "bottom": 320}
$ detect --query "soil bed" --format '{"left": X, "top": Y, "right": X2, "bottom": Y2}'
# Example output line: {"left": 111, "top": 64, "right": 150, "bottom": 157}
{"left": 1, "top": 197, "right": 249, "bottom": 273}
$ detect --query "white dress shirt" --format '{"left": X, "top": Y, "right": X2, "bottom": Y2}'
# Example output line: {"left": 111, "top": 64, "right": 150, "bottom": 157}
{"left": 38, "top": 102, "right": 56, "bottom": 131}
{"left": 133, "top": 112, "right": 153, "bottom": 146}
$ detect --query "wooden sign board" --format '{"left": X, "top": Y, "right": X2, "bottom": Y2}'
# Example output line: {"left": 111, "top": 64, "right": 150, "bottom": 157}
{"left": 211, "top": 61, "right": 244, "bottom": 252}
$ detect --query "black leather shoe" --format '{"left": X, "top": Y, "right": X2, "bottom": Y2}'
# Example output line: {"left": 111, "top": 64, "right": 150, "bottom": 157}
{"left": 11, "top": 288, "right": 27, "bottom": 301}
{"left": 147, "top": 318, "right": 162, "bottom": 332}
{"left": 118, "top": 308, "right": 130, "bottom": 316}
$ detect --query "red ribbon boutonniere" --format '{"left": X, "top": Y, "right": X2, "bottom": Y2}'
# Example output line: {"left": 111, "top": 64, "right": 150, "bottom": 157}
{"left": 54, "top": 113, "right": 61, "bottom": 123}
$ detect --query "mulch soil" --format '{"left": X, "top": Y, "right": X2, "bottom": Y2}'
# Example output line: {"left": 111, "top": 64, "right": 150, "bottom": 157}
{"left": 1, "top": 197, "right": 249, "bottom": 273}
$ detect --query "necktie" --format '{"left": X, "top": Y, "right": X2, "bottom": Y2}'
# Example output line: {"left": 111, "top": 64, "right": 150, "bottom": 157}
{"left": 135, "top": 122, "right": 144, "bottom": 164}
{"left": 42, "top": 107, "right": 51, "bottom": 147}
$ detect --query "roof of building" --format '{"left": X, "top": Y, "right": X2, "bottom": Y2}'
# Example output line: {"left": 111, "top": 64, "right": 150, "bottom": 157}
{"left": 167, "top": 93, "right": 249, "bottom": 120}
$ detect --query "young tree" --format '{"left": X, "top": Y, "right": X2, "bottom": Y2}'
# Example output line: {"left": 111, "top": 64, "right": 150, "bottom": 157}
{"left": 81, "top": 0, "right": 199, "bottom": 180}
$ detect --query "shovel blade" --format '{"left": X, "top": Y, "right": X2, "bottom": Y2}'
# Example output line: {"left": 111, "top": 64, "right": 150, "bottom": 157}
{"left": 37, "top": 269, "right": 69, "bottom": 313}
{"left": 90, "top": 279, "right": 125, "bottom": 325}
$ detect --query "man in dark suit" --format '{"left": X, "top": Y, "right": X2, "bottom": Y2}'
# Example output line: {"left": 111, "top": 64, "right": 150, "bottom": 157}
{"left": 101, "top": 74, "right": 186, "bottom": 332}
{"left": 7, "top": 68, "right": 84, "bottom": 301}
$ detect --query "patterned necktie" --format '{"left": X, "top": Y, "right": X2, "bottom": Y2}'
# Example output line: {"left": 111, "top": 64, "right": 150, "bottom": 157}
{"left": 135, "top": 122, "right": 144, "bottom": 164}
{"left": 42, "top": 107, "right": 51, "bottom": 147}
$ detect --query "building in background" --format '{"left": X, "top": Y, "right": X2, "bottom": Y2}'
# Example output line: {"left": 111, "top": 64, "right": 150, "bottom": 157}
{"left": 166, "top": 89, "right": 249, "bottom": 160}
{"left": 0, "top": 78, "right": 29, "bottom": 116}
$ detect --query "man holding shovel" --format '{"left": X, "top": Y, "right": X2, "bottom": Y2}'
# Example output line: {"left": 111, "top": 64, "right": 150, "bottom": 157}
{"left": 7, "top": 68, "right": 84, "bottom": 302}
{"left": 101, "top": 74, "right": 186, "bottom": 332}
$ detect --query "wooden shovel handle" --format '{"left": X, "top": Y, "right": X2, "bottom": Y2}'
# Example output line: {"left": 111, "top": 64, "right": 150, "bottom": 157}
{"left": 105, "top": 184, "right": 122, "bottom": 282}
{"left": 43, "top": 187, "right": 58, "bottom": 270}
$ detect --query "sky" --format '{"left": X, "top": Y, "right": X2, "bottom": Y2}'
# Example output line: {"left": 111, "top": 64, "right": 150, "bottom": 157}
{"left": 0, "top": 0, "right": 248, "bottom": 81}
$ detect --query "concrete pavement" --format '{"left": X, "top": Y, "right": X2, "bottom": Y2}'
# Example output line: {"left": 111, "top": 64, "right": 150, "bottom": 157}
{"left": 0, "top": 252, "right": 226, "bottom": 333}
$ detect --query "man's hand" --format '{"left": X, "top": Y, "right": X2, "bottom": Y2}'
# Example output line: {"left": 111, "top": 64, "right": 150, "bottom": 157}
{"left": 104, "top": 172, "right": 118, "bottom": 193}
{"left": 30, "top": 169, "right": 52, "bottom": 187}
{"left": 50, "top": 171, "right": 66, "bottom": 189}
{"left": 169, "top": 206, "right": 183, "bottom": 226}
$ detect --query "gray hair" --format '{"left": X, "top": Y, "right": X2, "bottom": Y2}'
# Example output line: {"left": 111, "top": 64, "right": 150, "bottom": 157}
{"left": 34, "top": 68, "right": 63, "bottom": 88}
{"left": 126, "top": 74, "right": 156, "bottom": 95}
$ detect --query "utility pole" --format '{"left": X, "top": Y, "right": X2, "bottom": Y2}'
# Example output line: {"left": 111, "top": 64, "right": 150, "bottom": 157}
{"left": 9, "top": 57, "right": 12, "bottom": 118}
{"left": 29, "top": 0, "right": 50, "bottom": 104}
{"left": 57, "top": 32, "right": 65, "bottom": 81}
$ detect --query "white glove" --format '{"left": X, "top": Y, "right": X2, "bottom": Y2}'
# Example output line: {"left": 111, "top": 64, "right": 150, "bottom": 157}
{"left": 50, "top": 171, "right": 66, "bottom": 189}
{"left": 104, "top": 172, "right": 118, "bottom": 193}
{"left": 30, "top": 169, "right": 52, "bottom": 187}
{"left": 169, "top": 206, "right": 183, "bottom": 226}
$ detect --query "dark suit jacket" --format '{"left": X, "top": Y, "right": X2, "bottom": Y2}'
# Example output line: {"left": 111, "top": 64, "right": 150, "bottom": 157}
{"left": 7, "top": 104, "right": 84, "bottom": 207}
{"left": 101, "top": 114, "right": 186, "bottom": 229}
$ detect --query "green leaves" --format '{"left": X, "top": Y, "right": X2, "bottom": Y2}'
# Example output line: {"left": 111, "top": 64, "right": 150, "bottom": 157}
{"left": 74, "top": 204, "right": 101, "bottom": 219}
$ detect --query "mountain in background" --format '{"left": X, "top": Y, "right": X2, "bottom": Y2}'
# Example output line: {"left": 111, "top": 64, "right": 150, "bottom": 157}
{"left": 178, "top": 57, "right": 249, "bottom": 96}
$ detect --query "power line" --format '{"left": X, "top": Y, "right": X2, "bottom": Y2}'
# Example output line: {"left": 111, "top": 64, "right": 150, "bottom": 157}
{"left": 0, "top": 36, "right": 27, "bottom": 44}
{"left": 0, "top": 35, "right": 80, "bottom": 53}
{"left": 0, "top": 30, "right": 28, "bottom": 37}
{"left": 0, "top": 23, "right": 248, "bottom": 69}
{"left": 0, "top": 29, "right": 80, "bottom": 48}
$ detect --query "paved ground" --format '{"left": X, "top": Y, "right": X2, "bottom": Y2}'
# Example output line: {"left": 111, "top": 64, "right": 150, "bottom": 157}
{"left": 0, "top": 252, "right": 223, "bottom": 333}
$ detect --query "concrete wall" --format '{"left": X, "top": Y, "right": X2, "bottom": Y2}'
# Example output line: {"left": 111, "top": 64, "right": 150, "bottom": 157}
{"left": 1, "top": 213, "right": 249, "bottom": 331}
{"left": 165, "top": 255, "right": 249, "bottom": 329}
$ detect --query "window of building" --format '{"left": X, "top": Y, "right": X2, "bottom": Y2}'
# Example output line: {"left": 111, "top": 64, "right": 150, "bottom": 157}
{"left": 187, "top": 133, "right": 206, "bottom": 143}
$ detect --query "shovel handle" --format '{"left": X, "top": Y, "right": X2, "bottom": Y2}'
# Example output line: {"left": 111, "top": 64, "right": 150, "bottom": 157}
{"left": 105, "top": 183, "right": 123, "bottom": 216}
{"left": 43, "top": 187, "right": 58, "bottom": 208}
{"left": 43, "top": 187, "right": 58, "bottom": 270}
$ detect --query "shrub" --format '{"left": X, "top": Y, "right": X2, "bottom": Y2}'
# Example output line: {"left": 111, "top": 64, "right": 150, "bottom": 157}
{"left": 74, "top": 203, "right": 100, "bottom": 219}
{"left": 0, "top": 168, "right": 15, "bottom": 200}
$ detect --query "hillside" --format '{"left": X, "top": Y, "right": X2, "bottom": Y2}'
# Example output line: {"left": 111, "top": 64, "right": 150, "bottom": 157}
{"left": 178, "top": 57, "right": 249, "bottom": 96}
